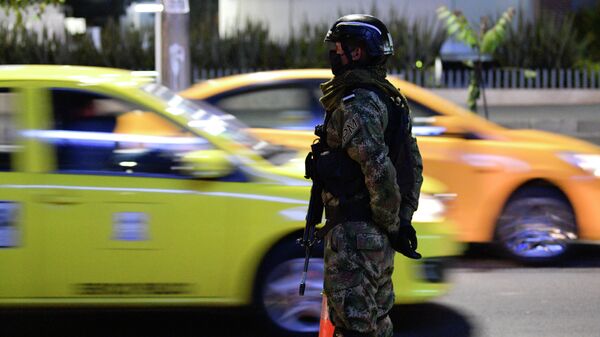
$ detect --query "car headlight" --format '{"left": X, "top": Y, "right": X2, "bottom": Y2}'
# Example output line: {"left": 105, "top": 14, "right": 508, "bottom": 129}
{"left": 412, "top": 193, "right": 453, "bottom": 223}
{"left": 559, "top": 153, "right": 600, "bottom": 177}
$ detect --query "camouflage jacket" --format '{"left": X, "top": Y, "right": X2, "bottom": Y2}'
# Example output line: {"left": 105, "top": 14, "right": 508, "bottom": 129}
{"left": 321, "top": 87, "right": 408, "bottom": 236}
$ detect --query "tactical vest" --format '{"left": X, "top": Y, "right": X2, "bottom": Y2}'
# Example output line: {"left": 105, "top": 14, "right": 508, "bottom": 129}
{"left": 307, "top": 86, "right": 416, "bottom": 223}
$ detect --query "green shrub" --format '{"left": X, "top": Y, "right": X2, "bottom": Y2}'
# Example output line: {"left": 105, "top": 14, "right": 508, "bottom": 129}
{"left": 388, "top": 12, "right": 447, "bottom": 71}
{"left": 1, "top": 7, "right": 447, "bottom": 72}
{"left": 2, "top": 4, "right": 597, "bottom": 74}
{"left": 574, "top": 2, "right": 600, "bottom": 63}
{"left": 494, "top": 10, "right": 588, "bottom": 69}
{"left": 285, "top": 22, "right": 330, "bottom": 68}
{"left": 0, "top": 19, "right": 152, "bottom": 69}
{"left": 97, "top": 19, "right": 153, "bottom": 69}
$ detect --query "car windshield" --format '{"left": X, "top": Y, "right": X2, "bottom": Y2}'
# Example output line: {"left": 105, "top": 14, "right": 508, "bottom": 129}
{"left": 141, "top": 83, "right": 294, "bottom": 164}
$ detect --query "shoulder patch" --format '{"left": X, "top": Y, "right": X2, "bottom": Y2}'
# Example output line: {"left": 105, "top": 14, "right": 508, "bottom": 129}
{"left": 342, "top": 93, "right": 356, "bottom": 102}
{"left": 342, "top": 114, "right": 361, "bottom": 147}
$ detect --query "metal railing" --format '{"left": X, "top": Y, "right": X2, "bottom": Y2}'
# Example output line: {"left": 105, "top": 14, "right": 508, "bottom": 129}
{"left": 392, "top": 68, "right": 600, "bottom": 89}
{"left": 193, "top": 67, "right": 600, "bottom": 89}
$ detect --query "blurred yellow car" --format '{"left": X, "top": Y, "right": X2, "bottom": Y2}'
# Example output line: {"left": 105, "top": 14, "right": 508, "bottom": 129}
{"left": 182, "top": 68, "right": 600, "bottom": 263}
{"left": 0, "top": 65, "right": 460, "bottom": 336}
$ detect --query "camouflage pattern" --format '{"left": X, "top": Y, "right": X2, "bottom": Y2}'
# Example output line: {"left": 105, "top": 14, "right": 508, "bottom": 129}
{"left": 321, "top": 87, "right": 401, "bottom": 337}
{"left": 322, "top": 88, "right": 401, "bottom": 237}
{"left": 324, "top": 221, "right": 395, "bottom": 337}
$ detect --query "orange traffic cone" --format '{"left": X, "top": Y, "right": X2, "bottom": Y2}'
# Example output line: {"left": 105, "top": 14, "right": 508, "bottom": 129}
{"left": 319, "top": 293, "right": 335, "bottom": 337}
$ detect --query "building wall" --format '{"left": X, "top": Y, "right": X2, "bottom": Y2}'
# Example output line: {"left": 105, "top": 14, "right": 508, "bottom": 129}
{"left": 219, "top": 0, "right": 535, "bottom": 41}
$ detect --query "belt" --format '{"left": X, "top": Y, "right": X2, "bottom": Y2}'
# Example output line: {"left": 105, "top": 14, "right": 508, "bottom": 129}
{"left": 325, "top": 202, "right": 371, "bottom": 223}
{"left": 316, "top": 204, "right": 372, "bottom": 240}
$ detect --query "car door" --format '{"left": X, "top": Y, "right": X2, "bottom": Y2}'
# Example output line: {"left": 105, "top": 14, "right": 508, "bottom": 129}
{"left": 25, "top": 86, "right": 233, "bottom": 299}
{"left": 409, "top": 99, "right": 489, "bottom": 240}
{"left": 0, "top": 86, "right": 46, "bottom": 299}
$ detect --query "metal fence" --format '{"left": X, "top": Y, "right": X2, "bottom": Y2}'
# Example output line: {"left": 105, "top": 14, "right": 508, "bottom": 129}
{"left": 391, "top": 68, "right": 600, "bottom": 89}
{"left": 194, "top": 67, "right": 600, "bottom": 89}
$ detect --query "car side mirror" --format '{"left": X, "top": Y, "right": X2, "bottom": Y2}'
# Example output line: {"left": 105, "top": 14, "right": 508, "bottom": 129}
{"left": 178, "top": 149, "right": 235, "bottom": 178}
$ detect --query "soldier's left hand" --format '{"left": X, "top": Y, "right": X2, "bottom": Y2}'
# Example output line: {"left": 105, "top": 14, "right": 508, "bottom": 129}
{"left": 392, "top": 219, "right": 422, "bottom": 259}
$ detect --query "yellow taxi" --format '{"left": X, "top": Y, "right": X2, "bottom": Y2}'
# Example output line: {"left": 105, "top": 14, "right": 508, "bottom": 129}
{"left": 0, "top": 65, "right": 460, "bottom": 336}
{"left": 182, "top": 68, "right": 600, "bottom": 263}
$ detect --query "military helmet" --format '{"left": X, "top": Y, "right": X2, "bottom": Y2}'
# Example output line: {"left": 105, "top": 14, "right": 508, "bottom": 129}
{"left": 324, "top": 14, "right": 394, "bottom": 57}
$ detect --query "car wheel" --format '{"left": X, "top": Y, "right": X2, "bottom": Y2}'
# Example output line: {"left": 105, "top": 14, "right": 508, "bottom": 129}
{"left": 495, "top": 187, "right": 577, "bottom": 264}
{"left": 255, "top": 239, "right": 324, "bottom": 336}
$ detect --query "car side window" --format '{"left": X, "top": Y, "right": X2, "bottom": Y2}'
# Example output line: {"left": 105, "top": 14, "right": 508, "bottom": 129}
{"left": 46, "top": 88, "right": 213, "bottom": 177}
{"left": 0, "top": 89, "right": 18, "bottom": 171}
{"left": 406, "top": 99, "right": 439, "bottom": 121}
{"left": 215, "top": 87, "right": 314, "bottom": 129}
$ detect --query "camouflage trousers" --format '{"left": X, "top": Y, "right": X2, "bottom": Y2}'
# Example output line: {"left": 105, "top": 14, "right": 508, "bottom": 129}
{"left": 323, "top": 220, "right": 395, "bottom": 337}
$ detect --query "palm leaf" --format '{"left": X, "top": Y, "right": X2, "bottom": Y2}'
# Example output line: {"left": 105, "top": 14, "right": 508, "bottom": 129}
{"left": 481, "top": 7, "right": 515, "bottom": 54}
{"left": 437, "top": 6, "right": 478, "bottom": 48}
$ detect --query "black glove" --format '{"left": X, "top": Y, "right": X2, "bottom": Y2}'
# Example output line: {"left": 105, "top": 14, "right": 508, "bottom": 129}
{"left": 392, "top": 218, "right": 422, "bottom": 259}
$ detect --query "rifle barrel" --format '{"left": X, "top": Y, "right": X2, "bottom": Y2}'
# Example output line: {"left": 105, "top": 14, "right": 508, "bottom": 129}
{"left": 299, "top": 244, "right": 311, "bottom": 296}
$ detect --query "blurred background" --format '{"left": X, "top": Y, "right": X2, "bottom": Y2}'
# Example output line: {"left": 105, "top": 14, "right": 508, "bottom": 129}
{"left": 2, "top": 0, "right": 600, "bottom": 141}
{"left": 1, "top": 1, "right": 600, "bottom": 337}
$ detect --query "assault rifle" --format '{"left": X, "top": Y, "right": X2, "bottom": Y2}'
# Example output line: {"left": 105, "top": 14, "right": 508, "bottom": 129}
{"left": 298, "top": 142, "right": 325, "bottom": 296}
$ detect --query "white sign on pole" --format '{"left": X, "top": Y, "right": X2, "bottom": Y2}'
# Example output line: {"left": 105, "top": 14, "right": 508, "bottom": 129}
{"left": 169, "top": 43, "right": 185, "bottom": 88}
{"left": 163, "top": 0, "right": 189, "bottom": 14}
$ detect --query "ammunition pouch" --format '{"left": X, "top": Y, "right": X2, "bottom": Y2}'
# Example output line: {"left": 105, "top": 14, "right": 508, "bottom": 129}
{"left": 316, "top": 148, "right": 368, "bottom": 198}
{"left": 305, "top": 122, "right": 371, "bottom": 239}
{"left": 307, "top": 135, "right": 371, "bottom": 227}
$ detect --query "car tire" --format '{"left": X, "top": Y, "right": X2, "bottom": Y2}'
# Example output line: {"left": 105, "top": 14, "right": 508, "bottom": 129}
{"left": 254, "top": 238, "right": 325, "bottom": 336}
{"left": 495, "top": 187, "right": 577, "bottom": 264}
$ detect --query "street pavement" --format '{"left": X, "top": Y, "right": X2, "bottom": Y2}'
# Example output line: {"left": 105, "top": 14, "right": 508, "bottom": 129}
{"left": 2, "top": 244, "right": 600, "bottom": 337}
{"left": 424, "top": 245, "right": 600, "bottom": 337}
{"left": 430, "top": 244, "right": 600, "bottom": 337}
{"left": 434, "top": 268, "right": 600, "bottom": 337}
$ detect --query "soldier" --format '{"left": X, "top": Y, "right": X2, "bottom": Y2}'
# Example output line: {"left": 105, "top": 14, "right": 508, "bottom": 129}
{"left": 313, "top": 14, "right": 424, "bottom": 337}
